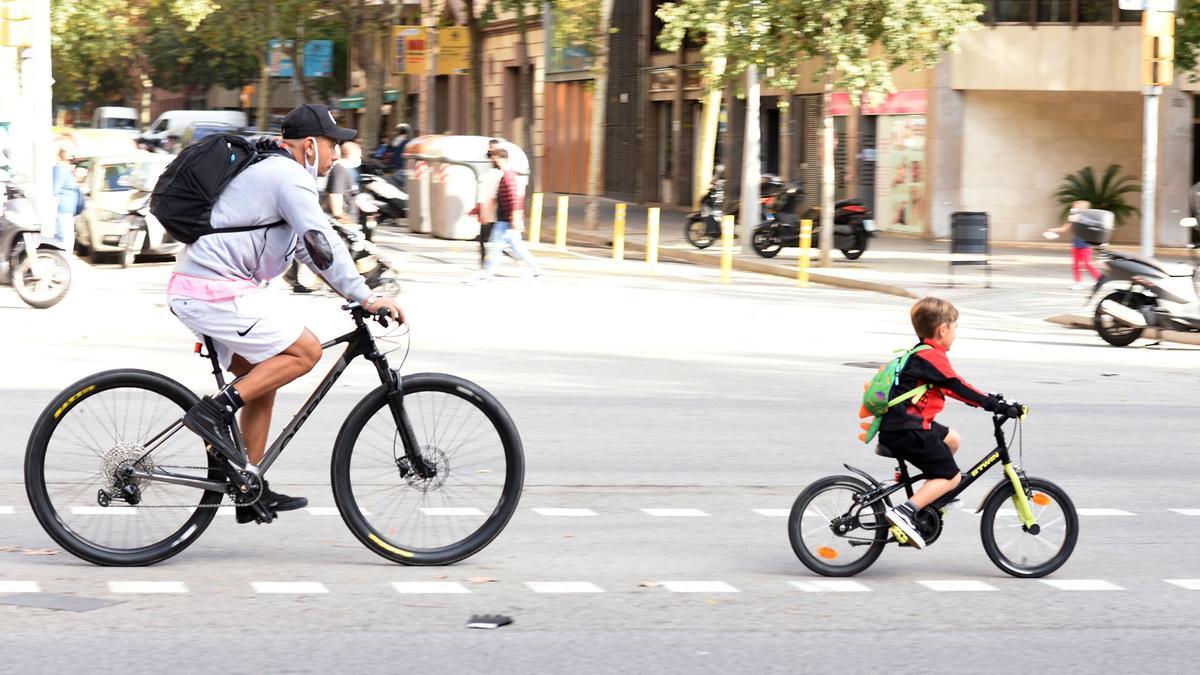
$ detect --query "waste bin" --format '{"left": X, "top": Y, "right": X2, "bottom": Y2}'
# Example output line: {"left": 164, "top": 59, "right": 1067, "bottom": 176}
{"left": 403, "top": 135, "right": 440, "bottom": 234}
{"left": 949, "top": 211, "right": 991, "bottom": 288}
{"left": 404, "top": 135, "right": 530, "bottom": 240}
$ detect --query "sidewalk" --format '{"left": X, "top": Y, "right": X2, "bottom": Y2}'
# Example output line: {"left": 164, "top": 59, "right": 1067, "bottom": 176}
{"left": 526, "top": 194, "right": 1193, "bottom": 325}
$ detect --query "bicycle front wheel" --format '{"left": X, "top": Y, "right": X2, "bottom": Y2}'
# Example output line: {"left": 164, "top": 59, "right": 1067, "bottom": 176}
{"left": 331, "top": 372, "right": 524, "bottom": 565}
{"left": 788, "top": 475, "right": 887, "bottom": 577}
{"left": 24, "top": 370, "right": 224, "bottom": 566}
{"left": 980, "top": 477, "right": 1078, "bottom": 578}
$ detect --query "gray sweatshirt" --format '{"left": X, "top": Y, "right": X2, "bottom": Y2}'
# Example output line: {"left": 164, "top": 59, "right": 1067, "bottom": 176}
{"left": 172, "top": 154, "right": 371, "bottom": 303}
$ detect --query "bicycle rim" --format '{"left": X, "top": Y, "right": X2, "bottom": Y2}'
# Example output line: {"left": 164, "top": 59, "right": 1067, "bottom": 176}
{"left": 982, "top": 478, "right": 1078, "bottom": 577}
{"left": 336, "top": 374, "right": 523, "bottom": 564}
{"left": 792, "top": 479, "right": 884, "bottom": 574}
{"left": 28, "top": 372, "right": 221, "bottom": 562}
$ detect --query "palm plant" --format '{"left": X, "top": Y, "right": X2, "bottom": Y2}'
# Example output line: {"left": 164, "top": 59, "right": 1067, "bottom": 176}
{"left": 1054, "top": 165, "right": 1141, "bottom": 225}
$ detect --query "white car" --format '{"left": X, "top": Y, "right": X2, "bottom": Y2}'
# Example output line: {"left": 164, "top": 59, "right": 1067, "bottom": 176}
{"left": 75, "top": 153, "right": 181, "bottom": 262}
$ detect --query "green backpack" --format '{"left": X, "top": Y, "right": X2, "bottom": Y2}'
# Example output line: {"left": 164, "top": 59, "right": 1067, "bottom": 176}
{"left": 858, "top": 345, "right": 931, "bottom": 445}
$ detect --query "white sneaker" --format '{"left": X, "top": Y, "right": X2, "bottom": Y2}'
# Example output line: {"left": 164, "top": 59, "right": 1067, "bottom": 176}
{"left": 1070, "top": 282, "right": 1088, "bottom": 290}
{"left": 885, "top": 504, "right": 926, "bottom": 550}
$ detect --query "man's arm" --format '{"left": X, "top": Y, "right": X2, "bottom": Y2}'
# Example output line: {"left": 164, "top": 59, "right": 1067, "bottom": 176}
{"left": 277, "top": 170, "right": 372, "bottom": 303}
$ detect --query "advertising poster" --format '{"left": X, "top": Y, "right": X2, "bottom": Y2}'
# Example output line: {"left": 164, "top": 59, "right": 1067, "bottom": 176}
{"left": 392, "top": 26, "right": 426, "bottom": 75}
{"left": 268, "top": 39, "right": 295, "bottom": 78}
{"left": 303, "top": 40, "right": 333, "bottom": 78}
{"left": 436, "top": 26, "right": 470, "bottom": 75}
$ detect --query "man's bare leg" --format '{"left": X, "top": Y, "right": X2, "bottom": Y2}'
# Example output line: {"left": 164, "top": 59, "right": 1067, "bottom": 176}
{"left": 228, "top": 331, "right": 321, "bottom": 465}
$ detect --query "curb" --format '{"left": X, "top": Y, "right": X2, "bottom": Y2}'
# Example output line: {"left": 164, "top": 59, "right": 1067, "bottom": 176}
{"left": 554, "top": 231, "right": 918, "bottom": 299}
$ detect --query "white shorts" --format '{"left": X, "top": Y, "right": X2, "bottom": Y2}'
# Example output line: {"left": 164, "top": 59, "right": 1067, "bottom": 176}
{"left": 168, "top": 293, "right": 305, "bottom": 371}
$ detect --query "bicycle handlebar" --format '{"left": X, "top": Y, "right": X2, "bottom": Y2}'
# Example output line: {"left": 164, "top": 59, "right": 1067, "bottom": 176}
{"left": 341, "top": 302, "right": 394, "bottom": 328}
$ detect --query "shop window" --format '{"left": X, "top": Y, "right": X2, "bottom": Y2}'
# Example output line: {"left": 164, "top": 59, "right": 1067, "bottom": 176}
{"left": 989, "top": 1, "right": 1141, "bottom": 24}
{"left": 1077, "top": 0, "right": 1112, "bottom": 22}
{"left": 994, "top": 0, "right": 1032, "bottom": 22}
{"left": 1037, "top": 0, "right": 1070, "bottom": 22}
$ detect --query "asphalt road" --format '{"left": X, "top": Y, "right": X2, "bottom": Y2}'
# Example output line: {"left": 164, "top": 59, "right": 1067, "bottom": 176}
{"left": 0, "top": 232, "right": 1196, "bottom": 673}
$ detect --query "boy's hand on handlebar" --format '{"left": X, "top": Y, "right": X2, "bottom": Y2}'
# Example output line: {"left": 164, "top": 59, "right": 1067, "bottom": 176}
{"left": 1002, "top": 402, "right": 1027, "bottom": 419}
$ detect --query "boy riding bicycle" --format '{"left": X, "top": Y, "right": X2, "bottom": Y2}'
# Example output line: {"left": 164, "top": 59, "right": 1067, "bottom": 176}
{"left": 880, "top": 298, "right": 1023, "bottom": 549}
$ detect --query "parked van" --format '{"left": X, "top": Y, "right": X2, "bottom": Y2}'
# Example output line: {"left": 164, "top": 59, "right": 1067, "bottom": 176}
{"left": 139, "top": 110, "right": 248, "bottom": 147}
{"left": 91, "top": 107, "right": 139, "bottom": 134}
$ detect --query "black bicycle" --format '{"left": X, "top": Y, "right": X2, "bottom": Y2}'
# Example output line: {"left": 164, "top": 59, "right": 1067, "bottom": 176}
{"left": 25, "top": 304, "right": 524, "bottom": 566}
{"left": 788, "top": 401, "right": 1078, "bottom": 578}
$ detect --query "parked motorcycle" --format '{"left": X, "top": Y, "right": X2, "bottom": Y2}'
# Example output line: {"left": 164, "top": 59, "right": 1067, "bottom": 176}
{"left": 750, "top": 181, "right": 874, "bottom": 260}
{"left": 684, "top": 168, "right": 785, "bottom": 249}
{"left": 359, "top": 161, "right": 408, "bottom": 229}
{"left": 1087, "top": 210, "right": 1200, "bottom": 346}
{"left": 332, "top": 218, "right": 400, "bottom": 296}
{"left": 121, "top": 190, "right": 183, "bottom": 268}
{"left": 0, "top": 175, "right": 72, "bottom": 309}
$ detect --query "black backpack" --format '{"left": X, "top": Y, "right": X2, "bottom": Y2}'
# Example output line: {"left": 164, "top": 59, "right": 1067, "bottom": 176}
{"left": 150, "top": 134, "right": 287, "bottom": 244}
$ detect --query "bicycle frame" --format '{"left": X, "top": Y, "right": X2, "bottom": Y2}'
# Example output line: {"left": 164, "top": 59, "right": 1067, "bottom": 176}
{"left": 128, "top": 307, "right": 427, "bottom": 494}
{"left": 847, "top": 414, "right": 1038, "bottom": 533}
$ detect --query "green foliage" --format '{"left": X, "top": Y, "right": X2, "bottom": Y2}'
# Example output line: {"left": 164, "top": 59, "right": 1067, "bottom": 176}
{"left": 1176, "top": 0, "right": 1200, "bottom": 78}
{"left": 656, "top": 0, "right": 984, "bottom": 100}
{"left": 1054, "top": 165, "right": 1141, "bottom": 226}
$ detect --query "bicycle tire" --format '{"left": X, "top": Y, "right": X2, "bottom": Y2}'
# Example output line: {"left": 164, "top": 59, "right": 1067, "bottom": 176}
{"left": 789, "top": 475, "right": 886, "bottom": 577}
{"left": 980, "top": 476, "right": 1078, "bottom": 578}
{"left": 331, "top": 372, "right": 524, "bottom": 565}
{"left": 25, "top": 369, "right": 223, "bottom": 566}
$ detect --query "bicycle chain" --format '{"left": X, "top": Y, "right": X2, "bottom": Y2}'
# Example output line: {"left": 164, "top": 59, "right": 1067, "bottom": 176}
{"left": 97, "top": 465, "right": 261, "bottom": 510}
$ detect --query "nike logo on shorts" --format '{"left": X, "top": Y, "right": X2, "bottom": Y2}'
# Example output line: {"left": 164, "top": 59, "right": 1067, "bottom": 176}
{"left": 237, "top": 320, "right": 260, "bottom": 337}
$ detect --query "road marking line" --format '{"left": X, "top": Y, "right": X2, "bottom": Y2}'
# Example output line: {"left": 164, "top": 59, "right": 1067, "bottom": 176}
{"left": 660, "top": 581, "right": 739, "bottom": 593}
{"left": 1169, "top": 509, "right": 1200, "bottom": 516}
{"left": 107, "top": 581, "right": 189, "bottom": 594}
{"left": 789, "top": 580, "right": 871, "bottom": 593}
{"left": 70, "top": 507, "right": 134, "bottom": 515}
{"left": 419, "top": 507, "right": 484, "bottom": 516}
{"left": 0, "top": 506, "right": 14, "bottom": 515}
{"left": 525, "top": 582, "right": 604, "bottom": 594}
{"left": 1040, "top": 579, "right": 1124, "bottom": 591}
{"left": 1165, "top": 579, "right": 1200, "bottom": 590}
{"left": 251, "top": 581, "right": 329, "bottom": 594}
{"left": 531, "top": 508, "right": 597, "bottom": 517}
{"left": 917, "top": 580, "right": 999, "bottom": 592}
{"left": 641, "top": 508, "right": 709, "bottom": 517}
{"left": 306, "top": 507, "right": 341, "bottom": 516}
{"left": 391, "top": 582, "right": 470, "bottom": 594}
{"left": 1076, "top": 508, "right": 1136, "bottom": 516}
{"left": 752, "top": 509, "right": 791, "bottom": 517}
{"left": 0, "top": 581, "right": 40, "bottom": 593}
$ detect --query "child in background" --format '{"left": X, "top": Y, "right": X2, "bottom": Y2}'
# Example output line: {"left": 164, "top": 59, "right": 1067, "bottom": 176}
{"left": 1044, "top": 200, "right": 1100, "bottom": 290}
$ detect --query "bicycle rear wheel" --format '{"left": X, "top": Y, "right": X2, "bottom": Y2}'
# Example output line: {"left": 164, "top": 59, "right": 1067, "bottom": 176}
{"left": 980, "top": 477, "right": 1078, "bottom": 578}
{"left": 788, "top": 475, "right": 887, "bottom": 577}
{"left": 24, "top": 369, "right": 224, "bottom": 566}
{"left": 331, "top": 372, "right": 524, "bottom": 565}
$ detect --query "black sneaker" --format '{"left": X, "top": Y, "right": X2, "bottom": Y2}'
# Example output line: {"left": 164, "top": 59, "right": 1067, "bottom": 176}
{"left": 886, "top": 503, "right": 927, "bottom": 550}
{"left": 182, "top": 396, "right": 240, "bottom": 464}
{"left": 261, "top": 481, "right": 307, "bottom": 512}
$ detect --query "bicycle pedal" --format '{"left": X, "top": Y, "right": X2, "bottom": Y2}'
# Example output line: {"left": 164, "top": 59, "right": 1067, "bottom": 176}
{"left": 889, "top": 525, "right": 910, "bottom": 545}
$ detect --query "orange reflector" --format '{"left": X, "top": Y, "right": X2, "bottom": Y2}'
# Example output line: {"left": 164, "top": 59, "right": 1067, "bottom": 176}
{"left": 817, "top": 547, "right": 839, "bottom": 560}
{"left": 194, "top": 342, "right": 202, "bottom": 353}
{"left": 1032, "top": 492, "right": 1052, "bottom": 506}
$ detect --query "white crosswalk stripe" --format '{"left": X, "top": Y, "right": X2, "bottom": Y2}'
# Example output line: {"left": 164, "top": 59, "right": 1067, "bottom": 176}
{"left": 1169, "top": 509, "right": 1200, "bottom": 516}
{"left": 789, "top": 580, "right": 871, "bottom": 593}
{"left": 660, "top": 581, "right": 739, "bottom": 593}
{"left": 1165, "top": 579, "right": 1200, "bottom": 590}
{"left": 69, "top": 507, "right": 134, "bottom": 515}
{"left": 1076, "top": 508, "right": 1136, "bottom": 516}
{"left": 525, "top": 582, "right": 605, "bottom": 594}
{"left": 0, "top": 581, "right": 40, "bottom": 593}
{"left": 752, "top": 509, "right": 791, "bottom": 517}
{"left": 641, "top": 508, "right": 709, "bottom": 517}
{"left": 251, "top": 581, "right": 329, "bottom": 594}
{"left": 1040, "top": 579, "right": 1124, "bottom": 591}
{"left": 917, "top": 580, "right": 999, "bottom": 592}
{"left": 0, "top": 506, "right": 14, "bottom": 515}
{"left": 420, "top": 507, "right": 485, "bottom": 516}
{"left": 108, "top": 581, "right": 189, "bottom": 594}
{"left": 531, "top": 508, "right": 597, "bottom": 517}
{"left": 391, "top": 582, "right": 471, "bottom": 594}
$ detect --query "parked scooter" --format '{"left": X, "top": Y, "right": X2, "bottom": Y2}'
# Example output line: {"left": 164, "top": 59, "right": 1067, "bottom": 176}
{"left": 684, "top": 167, "right": 785, "bottom": 249}
{"left": 0, "top": 174, "right": 72, "bottom": 309}
{"left": 289, "top": 216, "right": 400, "bottom": 296}
{"left": 359, "top": 161, "right": 408, "bottom": 228}
{"left": 750, "top": 181, "right": 875, "bottom": 260}
{"left": 1086, "top": 210, "right": 1200, "bottom": 346}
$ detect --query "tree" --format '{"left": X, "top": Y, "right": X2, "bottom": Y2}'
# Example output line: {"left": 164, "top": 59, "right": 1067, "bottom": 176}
{"left": 657, "top": 0, "right": 983, "bottom": 265}
{"left": 1176, "top": 1, "right": 1200, "bottom": 78}
{"left": 340, "top": 0, "right": 394, "bottom": 150}
{"left": 553, "top": 0, "right": 614, "bottom": 229}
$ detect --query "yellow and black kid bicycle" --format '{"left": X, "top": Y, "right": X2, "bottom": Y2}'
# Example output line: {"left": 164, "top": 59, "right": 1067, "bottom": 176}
{"left": 788, "top": 399, "right": 1078, "bottom": 578}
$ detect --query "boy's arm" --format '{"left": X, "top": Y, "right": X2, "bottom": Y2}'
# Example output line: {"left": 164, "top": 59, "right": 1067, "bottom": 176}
{"left": 907, "top": 351, "right": 1001, "bottom": 411}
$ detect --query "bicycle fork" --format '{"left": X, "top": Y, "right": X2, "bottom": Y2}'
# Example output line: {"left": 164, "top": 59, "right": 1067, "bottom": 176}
{"left": 381, "top": 367, "right": 437, "bottom": 480}
{"left": 1003, "top": 463, "right": 1039, "bottom": 532}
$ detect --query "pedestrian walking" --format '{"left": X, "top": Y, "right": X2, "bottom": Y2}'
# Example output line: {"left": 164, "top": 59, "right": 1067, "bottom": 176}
{"left": 1044, "top": 199, "right": 1100, "bottom": 290}
{"left": 478, "top": 147, "right": 540, "bottom": 280}
{"left": 51, "top": 139, "right": 82, "bottom": 254}
{"left": 471, "top": 139, "right": 503, "bottom": 268}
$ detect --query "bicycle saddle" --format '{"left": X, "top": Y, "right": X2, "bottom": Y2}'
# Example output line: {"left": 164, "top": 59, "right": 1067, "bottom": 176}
{"left": 874, "top": 444, "right": 896, "bottom": 458}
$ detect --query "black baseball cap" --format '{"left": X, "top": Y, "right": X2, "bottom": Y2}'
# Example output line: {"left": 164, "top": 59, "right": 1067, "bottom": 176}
{"left": 281, "top": 104, "right": 357, "bottom": 141}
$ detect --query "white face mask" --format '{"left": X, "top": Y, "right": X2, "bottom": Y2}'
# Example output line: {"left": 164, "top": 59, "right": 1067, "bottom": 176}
{"left": 304, "top": 137, "right": 319, "bottom": 180}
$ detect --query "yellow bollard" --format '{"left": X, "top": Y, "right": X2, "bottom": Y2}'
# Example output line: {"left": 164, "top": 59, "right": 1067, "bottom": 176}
{"left": 720, "top": 215, "right": 735, "bottom": 283}
{"left": 555, "top": 195, "right": 569, "bottom": 252}
{"left": 798, "top": 219, "right": 813, "bottom": 287}
{"left": 612, "top": 203, "right": 626, "bottom": 262}
{"left": 646, "top": 207, "right": 660, "bottom": 270}
{"left": 528, "top": 192, "right": 543, "bottom": 245}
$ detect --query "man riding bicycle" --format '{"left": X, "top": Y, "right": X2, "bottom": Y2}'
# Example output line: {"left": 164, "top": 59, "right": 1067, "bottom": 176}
{"left": 166, "top": 104, "right": 403, "bottom": 523}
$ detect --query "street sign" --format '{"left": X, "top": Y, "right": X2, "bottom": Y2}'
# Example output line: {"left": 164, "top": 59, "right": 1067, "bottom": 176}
{"left": 1120, "top": 1, "right": 1176, "bottom": 10}
{"left": 303, "top": 40, "right": 333, "bottom": 78}
{"left": 436, "top": 26, "right": 470, "bottom": 75}
{"left": 392, "top": 26, "right": 426, "bottom": 75}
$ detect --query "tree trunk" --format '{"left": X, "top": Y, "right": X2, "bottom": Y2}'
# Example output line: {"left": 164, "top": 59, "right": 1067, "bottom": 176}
{"left": 693, "top": 28, "right": 725, "bottom": 209}
{"left": 583, "top": 0, "right": 615, "bottom": 229}
{"left": 467, "top": 2, "right": 487, "bottom": 136}
{"left": 723, "top": 80, "right": 743, "bottom": 208}
{"left": 819, "top": 67, "right": 835, "bottom": 267}
{"left": 356, "top": 5, "right": 386, "bottom": 151}
{"left": 738, "top": 65, "right": 761, "bottom": 254}
{"left": 256, "top": 62, "right": 271, "bottom": 131}
{"left": 295, "top": 13, "right": 315, "bottom": 103}
{"left": 516, "top": 2, "right": 535, "bottom": 193}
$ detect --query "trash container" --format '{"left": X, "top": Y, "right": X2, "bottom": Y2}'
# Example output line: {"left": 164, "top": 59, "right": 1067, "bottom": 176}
{"left": 403, "top": 135, "right": 441, "bottom": 234}
{"left": 405, "top": 135, "right": 530, "bottom": 240}
{"left": 949, "top": 211, "right": 991, "bottom": 288}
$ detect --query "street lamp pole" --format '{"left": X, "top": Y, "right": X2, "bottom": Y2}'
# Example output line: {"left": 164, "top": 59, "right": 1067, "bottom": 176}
{"left": 1128, "top": 0, "right": 1176, "bottom": 257}
{"left": 1141, "top": 85, "right": 1159, "bottom": 258}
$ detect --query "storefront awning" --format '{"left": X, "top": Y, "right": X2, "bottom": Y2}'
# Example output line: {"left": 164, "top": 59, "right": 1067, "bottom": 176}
{"left": 338, "top": 90, "right": 400, "bottom": 109}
